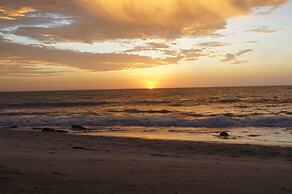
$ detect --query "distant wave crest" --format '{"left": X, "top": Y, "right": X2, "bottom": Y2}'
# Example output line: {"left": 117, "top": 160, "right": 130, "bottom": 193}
{"left": 0, "top": 101, "right": 111, "bottom": 108}
{"left": 1, "top": 116, "right": 292, "bottom": 128}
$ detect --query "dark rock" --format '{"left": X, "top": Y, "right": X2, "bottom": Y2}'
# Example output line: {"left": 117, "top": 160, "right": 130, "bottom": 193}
{"left": 72, "top": 146, "right": 85, "bottom": 150}
{"left": 42, "top": 128, "right": 68, "bottom": 133}
{"left": 10, "top": 125, "right": 18, "bottom": 129}
{"left": 247, "top": 134, "right": 260, "bottom": 137}
{"left": 55, "top": 129, "right": 69, "bottom": 133}
{"left": 71, "top": 125, "right": 88, "bottom": 131}
{"left": 42, "top": 128, "right": 56, "bottom": 132}
{"left": 219, "top": 131, "right": 230, "bottom": 137}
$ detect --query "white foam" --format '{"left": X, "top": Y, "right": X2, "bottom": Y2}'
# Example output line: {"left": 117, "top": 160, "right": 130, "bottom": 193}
{"left": 0, "top": 115, "right": 291, "bottom": 128}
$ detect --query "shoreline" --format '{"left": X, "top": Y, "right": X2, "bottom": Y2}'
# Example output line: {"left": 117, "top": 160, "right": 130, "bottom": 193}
{"left": 2, "top": 125, "right": 292, "bottom": 148}
{"left": 1, "top": 129, "right": 292, "bottom": 194}
{"left": 2, "top": 128, "right": 292, "bottom": 158}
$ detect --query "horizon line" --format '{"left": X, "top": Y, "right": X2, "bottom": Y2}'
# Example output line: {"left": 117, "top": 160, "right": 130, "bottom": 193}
{"left": 0, "top": 84, "right": 291, "bottom": 93}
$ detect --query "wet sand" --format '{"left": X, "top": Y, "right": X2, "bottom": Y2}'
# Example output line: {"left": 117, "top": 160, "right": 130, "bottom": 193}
{"left": 1, "top": 129, "right": 292, "bottom": 194}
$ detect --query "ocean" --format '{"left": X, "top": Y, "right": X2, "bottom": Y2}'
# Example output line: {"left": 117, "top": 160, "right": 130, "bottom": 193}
{"left": 0, "top": 86, "right": 292, "bottom": 146}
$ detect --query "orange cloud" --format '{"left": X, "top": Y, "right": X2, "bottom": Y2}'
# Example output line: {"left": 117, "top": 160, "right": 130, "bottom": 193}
{"left": 5, "top": 0, "right": 286, "bottom": 42}
{"left": 0, "top": 0, "right": 288, "bottom": 74}
{"left": 0, "top": 39, "right": 174, "bottom": 72}
{"left": 0, "top": 6, "right": 36, "bottom": 20}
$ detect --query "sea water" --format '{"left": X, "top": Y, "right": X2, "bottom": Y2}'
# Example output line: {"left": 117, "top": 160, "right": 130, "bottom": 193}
{"left": 0, "top": 86, "right": 292, "bottom": 146}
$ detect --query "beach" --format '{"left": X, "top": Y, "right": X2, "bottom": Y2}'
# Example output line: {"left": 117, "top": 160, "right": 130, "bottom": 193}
{"left": 1, "top": 0, "right": 292, "bottom": 193}
{"left": 1, "top": 128, "right": 292, "bottom": 194}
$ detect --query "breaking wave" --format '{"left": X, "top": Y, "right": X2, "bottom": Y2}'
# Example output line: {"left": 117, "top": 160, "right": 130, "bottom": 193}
{"left": 108, "top": 109, "right": 172, "bottom": 114}
{"left": 1, "top": 98, "right": 291, "bottom": 109}
{"left": 1, "top": 116, "right": 292, "bottom": 128}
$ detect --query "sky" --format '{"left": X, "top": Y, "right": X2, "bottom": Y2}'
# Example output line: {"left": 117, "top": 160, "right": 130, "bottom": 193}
{"left": 0, "top": 0, "right": 292, "bottom": 91}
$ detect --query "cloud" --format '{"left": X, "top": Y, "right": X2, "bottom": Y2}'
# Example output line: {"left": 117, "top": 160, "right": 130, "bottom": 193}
{"left": 0, "top": 39, "right": 174, "bottom": 72}
{"left": 199, "top": 42, "right": 227, "bottom": 48}
{"left": 244, "top": 41, "right": 259, "bottom": 44}
{"left": 0, "top": 60, "right": 69, "bottom": 76}
{"left": 178, "top": 49, "right": 208, "bottom": 61}
{"left": 237, "top": 49, "right": 252, "bottom": 56}
{"left": 0, "top": 0, "right": 287, "bottom": 74}
{"left": 147, "top": 42, "right": 170, "bottom": 49}
{"left": 221, "top": 53, "right": 236, "bottom": 62}
{"left": 0, "top": 0, "right": 286, "bottom": 42}
{"left": 125, "top": 42, "right": 170, "bottom": 53}
{"left": 231, "top": 60, "right": 248, "bottom": 65}
{"left": 0, "top": 6, "right": 36, "bottom": 20}
{"left": 248, "top": 27, "right": 278, "bottom": 34}
{"left": 221, "top": 49, "right": 253, "bottom": 63}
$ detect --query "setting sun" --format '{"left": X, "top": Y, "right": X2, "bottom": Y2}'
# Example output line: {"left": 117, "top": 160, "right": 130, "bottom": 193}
{"left": 144, "top": 80, "right": 157, "bottom": 89}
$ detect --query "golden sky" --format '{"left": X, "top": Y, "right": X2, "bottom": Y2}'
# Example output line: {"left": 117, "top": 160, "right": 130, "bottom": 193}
{"left": 0, "top": 0, "right": 291, "bottom": 91}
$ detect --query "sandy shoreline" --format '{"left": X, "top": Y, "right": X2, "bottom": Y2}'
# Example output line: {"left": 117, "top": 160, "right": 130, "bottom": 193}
{"left": 1, "top": 129, "right": 292, "bottom": 194}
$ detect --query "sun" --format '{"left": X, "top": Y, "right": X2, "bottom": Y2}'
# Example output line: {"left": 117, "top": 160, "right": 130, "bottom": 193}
{"left": 144, "top": 80, "right": 157, "bottom": 90}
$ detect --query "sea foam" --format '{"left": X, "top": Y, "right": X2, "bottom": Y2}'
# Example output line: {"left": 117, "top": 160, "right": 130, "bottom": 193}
{"left": 0, "top": 115, "right": 291, "bottom": 128}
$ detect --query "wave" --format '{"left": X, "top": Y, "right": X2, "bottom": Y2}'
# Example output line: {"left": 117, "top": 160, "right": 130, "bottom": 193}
{"left": 133, "top": 100, "right": 171, "bottom": 105}
{"left": 108, "top": 109, "right": 172, "bottom": 114}
{"left": 1, "top": 116, "right": 291, "bottom": 128}
{"left": 0, "top": 112, "right": 49, "bottom": 116}
{"left": 0, "top": 101, "right": 112, "bottom": 109}
{"left": 180, "top": 112, "right": 206, "bottom": 117}
{"left": 0, "top": 100, "right": 173, "bottom": 109}
{"left": 279, "top": 111, "right": 292, "bottom": 115}
{"left": 181, "top": 112, "right": 275, "bottom": 118}
{"left": 215, "top": 98, "right": 243, "bottom": 103}
{"left": 0, "top": 97, "right": 291, "bottom": 109}
{"left": 109, "top": 110, "right": 291, "bottom": 117}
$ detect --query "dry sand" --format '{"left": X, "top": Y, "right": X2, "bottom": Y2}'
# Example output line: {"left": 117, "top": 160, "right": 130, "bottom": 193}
{"left": 0, "top": 129, "right": 292, "bottom": 194}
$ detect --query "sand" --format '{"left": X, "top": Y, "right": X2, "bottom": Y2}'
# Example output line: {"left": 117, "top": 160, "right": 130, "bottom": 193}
{"left": 1, "top": 129, "right": 292, "bottom": 194}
